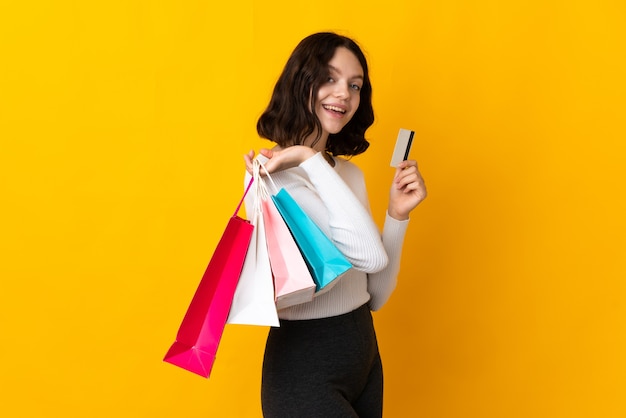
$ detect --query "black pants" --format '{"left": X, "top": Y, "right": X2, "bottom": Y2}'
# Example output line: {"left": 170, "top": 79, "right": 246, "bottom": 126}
{"left": 261, "top": 304, "right": 383, "bottom": 418}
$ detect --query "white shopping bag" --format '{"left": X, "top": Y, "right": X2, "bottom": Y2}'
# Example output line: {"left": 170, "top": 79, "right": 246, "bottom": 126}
{"left": 227, "top": 161, "right": 280, "bottom": 327}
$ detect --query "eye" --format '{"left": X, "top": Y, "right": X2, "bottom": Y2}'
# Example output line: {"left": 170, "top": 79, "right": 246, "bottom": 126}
{"left": 327, "top": 77, "right": 335, "bottom": 83}
{"left": 351, "top": 84, "right": 362, "bottom": 91}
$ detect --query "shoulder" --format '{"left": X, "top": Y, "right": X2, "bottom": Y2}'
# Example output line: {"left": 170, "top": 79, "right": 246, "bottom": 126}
{"left": 333, "top": 157, "right": 370, "bottom": 204}
{"left": 334, "top": 157, "right": 365, "bottom": 182}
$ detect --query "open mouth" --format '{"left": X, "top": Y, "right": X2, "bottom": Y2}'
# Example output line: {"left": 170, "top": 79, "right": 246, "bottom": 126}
{"left": 322, "top": 104, "right": 346, "bottom": 114}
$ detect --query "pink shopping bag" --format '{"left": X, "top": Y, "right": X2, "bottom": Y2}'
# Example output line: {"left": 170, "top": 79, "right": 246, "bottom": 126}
{"left": 263, "top": 197, "right": 316, "bottom": 309}
{"left": 258, "top": 159, "right": 351, "bottom": 293}
{"left": 256, "top": 159, "right": 316, "bottom": 310}
{"left": 163, "top": 180, "right": 254, "bottom": 378}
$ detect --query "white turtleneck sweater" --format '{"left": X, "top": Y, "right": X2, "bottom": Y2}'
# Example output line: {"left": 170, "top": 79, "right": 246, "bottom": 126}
{"left": 244, "top": 152, "right": 409, "bottom": 320}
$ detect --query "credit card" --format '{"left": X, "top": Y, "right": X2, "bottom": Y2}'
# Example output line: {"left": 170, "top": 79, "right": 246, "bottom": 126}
{"left": 390, "top": 128, "right": 415, "bottom": 167}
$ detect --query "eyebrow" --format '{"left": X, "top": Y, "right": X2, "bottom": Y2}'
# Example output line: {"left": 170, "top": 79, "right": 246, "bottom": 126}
{"left": 329, "top": 64, "right": 364, "bottom": 80}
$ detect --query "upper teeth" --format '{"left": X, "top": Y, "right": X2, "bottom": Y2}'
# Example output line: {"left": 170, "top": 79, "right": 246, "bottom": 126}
{"left": 323, "top": 105, "right": 346, "bottom": 113}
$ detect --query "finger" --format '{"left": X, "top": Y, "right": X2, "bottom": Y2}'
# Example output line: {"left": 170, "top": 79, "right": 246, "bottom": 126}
{"left": 398, "top": 159, "right": 418, "bottom": 169}
{"left": 397, "top": 165, "right": 418, "bottom": 177}
{"left": 395, "top": 167, "right": 418, "bottom": 186}
{"left": 402, "top": 181, "right": 421, "bottom": 192}
{"left": 397, "top": 173, "right": 426, "bottom": 193}
{"left": 404, "top": 179, "right": 427, "bottom": 197}
{"left": 396, "top": 176, "right": 419, "bottom": 191}
{"left": 243, "top": 150, "right": 254, "bottom": 174}
{"left": 262, "top": 157, "right": 282, "bottom": 174}
{"left": 395, "top": 164, "right": 418, "bottom": 178}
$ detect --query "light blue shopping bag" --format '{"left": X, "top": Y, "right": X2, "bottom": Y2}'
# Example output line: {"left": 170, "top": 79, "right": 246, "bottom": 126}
{"left": 271, "top": 188, "right": 352, "bottom": 291}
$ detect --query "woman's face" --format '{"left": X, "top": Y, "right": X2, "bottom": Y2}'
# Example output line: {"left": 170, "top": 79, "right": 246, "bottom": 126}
{"left": 314, "top": 47, "right": 364, "bottom": 140}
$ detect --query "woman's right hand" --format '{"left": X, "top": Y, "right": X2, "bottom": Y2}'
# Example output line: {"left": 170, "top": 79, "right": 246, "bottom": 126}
{"left": 244, "top": 146, "right": 317, "bottom": 174}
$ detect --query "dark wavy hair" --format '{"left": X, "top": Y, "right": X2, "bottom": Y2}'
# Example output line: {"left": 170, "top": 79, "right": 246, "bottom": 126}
{"left": 257, "top": 32, "right": 374, "bottom": 157}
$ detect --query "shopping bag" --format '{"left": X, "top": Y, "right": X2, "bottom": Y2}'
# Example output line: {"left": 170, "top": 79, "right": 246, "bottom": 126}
{"left": 259, "top": 160, "right": 352, "bottom": 291}
{"left": 163, "top": 180, "right": 254, "bottom": 378}
{"left": 262, "top": 196, "right": 316, "bottom": 309}
{"left": 227, "top": 160, "right": 280, "bottom": 326}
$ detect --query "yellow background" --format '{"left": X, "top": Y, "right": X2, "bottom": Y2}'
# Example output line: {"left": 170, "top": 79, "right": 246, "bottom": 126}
{"left": 1, "top": 1, "right": 625, "bottom": 417}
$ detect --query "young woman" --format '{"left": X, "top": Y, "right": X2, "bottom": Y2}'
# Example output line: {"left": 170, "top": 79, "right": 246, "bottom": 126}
{"left": 244, "top": 32, "right": 427, "bottom": 417}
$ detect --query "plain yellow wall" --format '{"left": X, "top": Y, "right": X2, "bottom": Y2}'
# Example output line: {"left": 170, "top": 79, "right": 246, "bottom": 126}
{"left": 1, "top": 1, "right": 625, "bottom": 417}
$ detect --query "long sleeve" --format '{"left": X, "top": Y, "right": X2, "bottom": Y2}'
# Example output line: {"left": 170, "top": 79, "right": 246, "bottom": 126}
{"left": 297, "top": 152, "right": 389, "bottom": 273}
{"left": 367, "top": 213, "right": 409, "bottom": 311}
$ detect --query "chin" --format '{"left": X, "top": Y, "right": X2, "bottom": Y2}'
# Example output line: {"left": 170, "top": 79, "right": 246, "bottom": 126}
{"left": 323, "top": 124, "right": 348, "bottom": 135}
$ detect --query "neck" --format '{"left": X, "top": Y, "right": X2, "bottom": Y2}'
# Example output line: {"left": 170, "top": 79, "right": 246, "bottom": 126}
{"left": 303, "top": 130, "right": 329, "bottom": 152}
{"left": 302, "top": 130, "right": 334, "bottom": 166}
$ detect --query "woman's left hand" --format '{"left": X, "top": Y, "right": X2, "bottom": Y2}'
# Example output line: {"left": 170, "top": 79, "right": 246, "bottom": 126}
{"left": 388, "top": 160, "right": 427, "bottom": 220}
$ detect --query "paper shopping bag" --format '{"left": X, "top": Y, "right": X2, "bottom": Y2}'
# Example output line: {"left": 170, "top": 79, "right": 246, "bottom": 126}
{"left": 262, "top": 196, "right": 316, "bottom": 309}
{"left": 271, "top": 188, "right": 352, "bottom": 290}
{"left": 227, "top": 160, "right": 279, "bottom": 326}
{"left": 164, "top": 180, "right": 254, "bottom": 378}
{"left": 256, "top": 159, "right": 351, "bottom": 292}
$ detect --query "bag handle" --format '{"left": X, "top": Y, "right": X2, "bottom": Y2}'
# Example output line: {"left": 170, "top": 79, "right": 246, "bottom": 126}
{"left": 234, "top": 176, "right": 254, "bottom": 217}
{"left": 233, "top": 157, "right": 278, "bottom": 218}
{"left": 255, "top": 158, "right": 279, "bottom": 195}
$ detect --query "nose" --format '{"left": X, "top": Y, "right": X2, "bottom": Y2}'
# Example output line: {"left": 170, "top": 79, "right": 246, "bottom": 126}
{"left": 333, "top": 81, "right": 350, "bottom": 99}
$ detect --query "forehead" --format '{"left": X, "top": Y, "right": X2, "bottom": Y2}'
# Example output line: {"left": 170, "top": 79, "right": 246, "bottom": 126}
{"left": 328, "top": 47, "right": 363, "bottom": 77}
